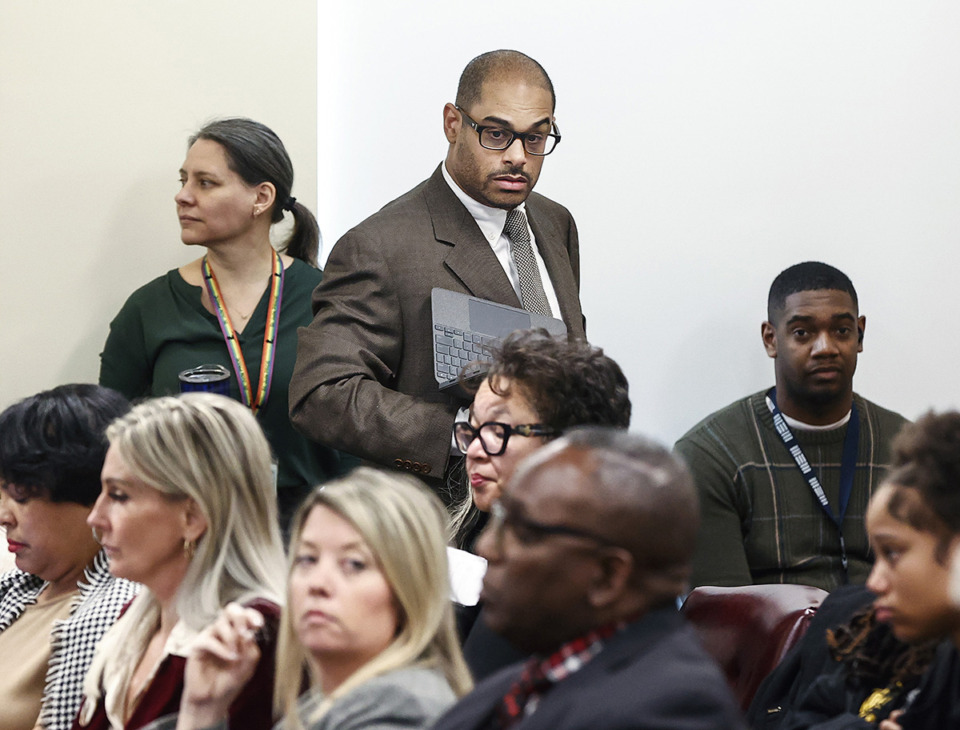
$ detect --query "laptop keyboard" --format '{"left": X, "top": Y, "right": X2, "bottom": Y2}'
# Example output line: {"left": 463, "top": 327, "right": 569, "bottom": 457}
{"left": 434, "top": 325, "right": 497, "bottom": 382}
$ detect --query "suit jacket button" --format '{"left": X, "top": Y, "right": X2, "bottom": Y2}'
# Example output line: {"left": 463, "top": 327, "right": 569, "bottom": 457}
{"left": 403, "top": 459, "right": 413, "bottom": 470}
{"left": 421, "top": 463, "right": 431, "bottom": 475}
{"left": 393, "top": 459, "right": 403, "bottom": 469}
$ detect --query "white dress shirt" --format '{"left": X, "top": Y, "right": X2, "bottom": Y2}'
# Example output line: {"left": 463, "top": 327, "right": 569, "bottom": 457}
{"left": 441, "top": 162, "right": 561, "bottom": 316}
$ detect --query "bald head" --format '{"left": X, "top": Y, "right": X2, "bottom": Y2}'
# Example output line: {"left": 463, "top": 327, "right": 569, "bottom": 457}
{"left": 478, "top": 428, "right": 700, "bottom": 651}
{"left": 526, "top": 428, "right": 699, "bottom": 580}
{"left": 456, "top": 49, "right": 556, "bottom": 112}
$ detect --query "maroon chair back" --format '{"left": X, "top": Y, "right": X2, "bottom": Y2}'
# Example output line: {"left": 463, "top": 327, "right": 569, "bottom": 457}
{"left": 681, "top": 584, "right": 828, "bottom": 711}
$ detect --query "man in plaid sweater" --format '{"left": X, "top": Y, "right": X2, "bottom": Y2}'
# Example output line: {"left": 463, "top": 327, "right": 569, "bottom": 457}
{"left": 675, "top": 262, "right": 907, "bottom": 591}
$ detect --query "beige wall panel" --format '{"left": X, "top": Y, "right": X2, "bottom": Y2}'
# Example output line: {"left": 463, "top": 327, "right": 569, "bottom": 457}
{"left": 0, "top": 0, "right": 317, "bottom": 408}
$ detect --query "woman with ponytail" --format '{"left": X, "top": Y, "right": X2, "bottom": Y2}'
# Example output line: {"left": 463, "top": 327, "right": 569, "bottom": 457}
{"left": 99, "top": 118, "right": 344, "bottom": 528}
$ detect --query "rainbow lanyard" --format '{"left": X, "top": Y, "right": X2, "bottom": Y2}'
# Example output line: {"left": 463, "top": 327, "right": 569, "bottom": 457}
{"left": 202, "top": 251, "right": 284, "bottom": 416}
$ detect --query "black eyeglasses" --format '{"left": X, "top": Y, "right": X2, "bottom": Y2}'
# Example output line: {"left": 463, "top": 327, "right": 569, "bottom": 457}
{"left": 456, "top": 106, "right": 561, "bottom": 156}
{"left": 487, "top": 499, "right": 614, "bottom": 549}
{"left": 453, "top": 421, "right": 559, "bottom": 456}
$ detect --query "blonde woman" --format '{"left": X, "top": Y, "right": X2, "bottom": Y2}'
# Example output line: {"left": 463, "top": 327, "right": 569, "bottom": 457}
{"left": 174, "top": 468, "right": 473, "bottom": 730}
{"left": 74, "top": 394, "right": 286, "bottom": 730}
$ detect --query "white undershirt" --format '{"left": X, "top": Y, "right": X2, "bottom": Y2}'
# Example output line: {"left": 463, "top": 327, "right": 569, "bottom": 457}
{"left": 766, "top": 395, "right": 852, "bottom": 432}
{"left": 441, "top": 162, "right": 561, "bottom": 316}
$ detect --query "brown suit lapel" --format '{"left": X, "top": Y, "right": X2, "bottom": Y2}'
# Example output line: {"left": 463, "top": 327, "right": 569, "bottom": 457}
{"left": 423, "top": 167, "right": 523, "bottom": 308}
{"left": 422, "top": 165, "right": 584, "bottom": 339}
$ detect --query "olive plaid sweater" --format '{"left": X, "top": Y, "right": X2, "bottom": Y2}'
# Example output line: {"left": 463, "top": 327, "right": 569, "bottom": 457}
{"left": 674, "top": 390, "right": 908, "bottom": 591}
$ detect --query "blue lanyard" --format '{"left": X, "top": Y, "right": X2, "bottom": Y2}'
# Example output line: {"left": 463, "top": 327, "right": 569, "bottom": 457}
{"left": 766, "top": 388, "right": 860, "bottom": 581}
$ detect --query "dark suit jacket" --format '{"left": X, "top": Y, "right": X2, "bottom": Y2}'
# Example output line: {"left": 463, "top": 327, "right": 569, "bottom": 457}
{"left": 432, "top": 608, "right": 746, "bottom": 730}
{"left": 746, "top": 585, "right": 875, "bottom": 729}
{"left": 289, "top": 165, "right": 584, "bottom": 483}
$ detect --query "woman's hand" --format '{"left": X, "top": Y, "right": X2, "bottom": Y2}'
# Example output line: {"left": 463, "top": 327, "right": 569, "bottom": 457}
{"left": 176, "top": 603, "right": 265, "bottom": 730}
{"left": 878, "top": 709, "right": 904, "bottom": 730}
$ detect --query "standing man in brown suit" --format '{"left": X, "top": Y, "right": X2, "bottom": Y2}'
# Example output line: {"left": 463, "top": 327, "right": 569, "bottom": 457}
{"left": 290, "top": 50, "right": 584, "bottom": 495}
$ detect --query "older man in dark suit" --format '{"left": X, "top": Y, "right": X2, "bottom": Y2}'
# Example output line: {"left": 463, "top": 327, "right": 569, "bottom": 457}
{"left": 289, "top": 50, "right": 583, "bottom": 494}
{"left": 433, "top": 428, "right": 746, "bottom": 730}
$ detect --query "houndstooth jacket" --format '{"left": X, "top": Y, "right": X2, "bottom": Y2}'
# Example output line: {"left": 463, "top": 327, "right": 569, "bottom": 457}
{"left": 0, "top": 551, "right": 139, "bottom": 730}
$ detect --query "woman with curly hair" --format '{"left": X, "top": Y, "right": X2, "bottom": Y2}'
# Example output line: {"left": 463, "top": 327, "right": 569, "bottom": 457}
{"left": 447, "top": 328, "right": 630, "bottom": 679}
{"left": 450, "top": 328, "right": 631, "bottom": 549}
{"left": 862, "top": 410, "right": 960, "bottom": 730}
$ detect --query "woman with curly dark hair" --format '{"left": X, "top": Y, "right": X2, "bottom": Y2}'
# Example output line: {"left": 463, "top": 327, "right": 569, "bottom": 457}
{"left": 450, "top": 328, "right": 631, "bottom": 549}
{"left": 769, "top": 598, "right": 938, "bottom": 729}
{"left": 447, "top": 329, "right": 630, "bottom": 679}
{"left": 862, "top": 410, "right": 960, "bottom": 730}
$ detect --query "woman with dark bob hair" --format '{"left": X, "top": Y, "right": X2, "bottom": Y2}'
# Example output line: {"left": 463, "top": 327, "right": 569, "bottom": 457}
{"left": 0, "top": 384, "right": 138, "bottom": 730}
{"left": 99, "top": 118, "right": 344, "bottom": 528}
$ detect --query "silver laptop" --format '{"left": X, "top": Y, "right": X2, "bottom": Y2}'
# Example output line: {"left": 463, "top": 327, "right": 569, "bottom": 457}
{"left": 431, "top": 288, "right": 567, "bottom": 390}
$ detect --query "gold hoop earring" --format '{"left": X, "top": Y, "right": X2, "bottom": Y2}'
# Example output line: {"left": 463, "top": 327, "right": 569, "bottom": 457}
{"left": 183, "top": 538, "right": 196, "bottom": 560}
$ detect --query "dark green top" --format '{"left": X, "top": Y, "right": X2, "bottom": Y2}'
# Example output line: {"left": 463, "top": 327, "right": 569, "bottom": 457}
{"left": 99, "top": 259, "right": 341, "bottom": 491}
{"left": 675, "top": 390, "right": 908, "bottom": 591}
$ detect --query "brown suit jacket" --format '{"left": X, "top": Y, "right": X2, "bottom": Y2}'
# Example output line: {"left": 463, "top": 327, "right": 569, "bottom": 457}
{"left": 289, "top": 165, "right": 584, "bottom": 486}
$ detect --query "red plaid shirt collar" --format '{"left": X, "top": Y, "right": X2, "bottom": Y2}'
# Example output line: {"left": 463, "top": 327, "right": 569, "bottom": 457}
{"left": 498, "top": 613, "right": 640, "bottom": 727}
{"left": 535, "top": 617, "right": 624, "bottom": 684}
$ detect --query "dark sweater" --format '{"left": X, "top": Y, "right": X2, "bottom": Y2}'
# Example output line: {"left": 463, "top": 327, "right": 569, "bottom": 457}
{"left": 100, "top": 260, "right": 344, "bottom": 497}
{"left": 675, "top": 391, "right": 907, "bottom": 591}
{"left": 899, "top": 642, "right": 960, "bottom": 730}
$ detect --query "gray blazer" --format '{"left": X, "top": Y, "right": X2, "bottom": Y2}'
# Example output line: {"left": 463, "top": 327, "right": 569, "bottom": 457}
{"left": 293, "top": 666, "right": 457, "bottom": 730}
{"left": 171, "top": 667, "right": 456, "bottom": 730}
{"left": 290, "top": 165, "right": 584, "bottom": 484}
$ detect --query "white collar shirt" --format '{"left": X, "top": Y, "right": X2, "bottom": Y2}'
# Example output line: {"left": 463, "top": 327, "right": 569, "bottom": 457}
{"left": 441, "top": 162, "right": 561, "bottom": 317}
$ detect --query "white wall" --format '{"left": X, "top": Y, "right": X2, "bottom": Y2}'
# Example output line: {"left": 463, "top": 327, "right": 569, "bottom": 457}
{"left": 318, "top": 1, "right": 960, "bottom": 445}
{"left": 0, "top": 0, "right": 317, "bottom": 408}
{"left": 2, "top": 2, "right": 957, "bottom": 449}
